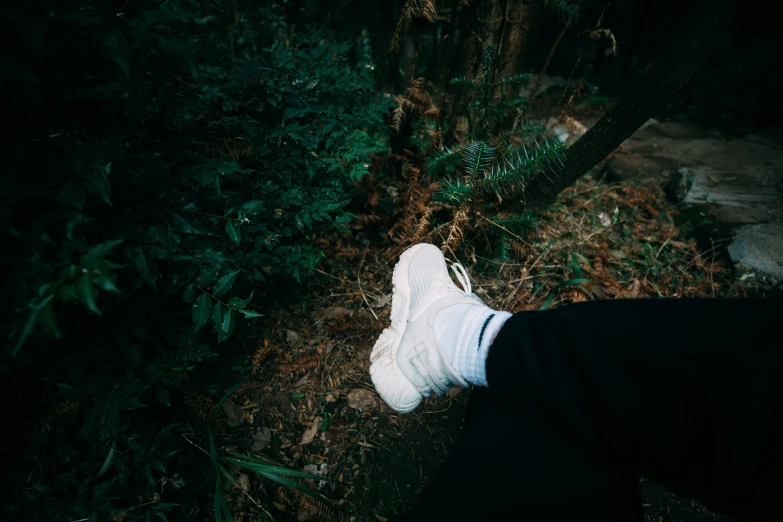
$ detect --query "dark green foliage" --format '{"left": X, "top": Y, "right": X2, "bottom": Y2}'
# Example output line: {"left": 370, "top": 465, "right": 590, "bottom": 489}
{"left": 431, "top": 44, "right": 567, "bottom": 207}
{"left": 450, "top": 44, "right": 532, "bottom": 138}
{"left": 433, "top": 138, "right": 566, "bottom": 205}
{"left": 428, "top": 43, "right": 567, "bottom": 258}
{"left": 543, "top": 0, "right": 580, "bottom": 22}
{"left": 1, "top": 1, "right": 390, "bottom": 520}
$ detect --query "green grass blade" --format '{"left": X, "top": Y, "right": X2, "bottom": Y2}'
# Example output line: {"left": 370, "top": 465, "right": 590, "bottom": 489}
{"left": 211, "top": 379, "right": 247, "bottom": 421}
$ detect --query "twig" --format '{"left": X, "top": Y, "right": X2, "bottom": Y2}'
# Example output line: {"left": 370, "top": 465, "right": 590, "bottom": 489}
{"left": 358, "top": 250, "right": 380, "bottom": 321}
{"left": 314, "top": 268, "right": 344, "bottom": 282}
{"left": 501, "top": 243, "right": 552, "bottom": 309}
{"left": 655, "top": 233, "right": 674, "bottom": 259}
{"left": 477, "top": 214, "right": 533, "bottom": 247}
{"left": 182, "top": 433, "right": 211, "bottom": 458}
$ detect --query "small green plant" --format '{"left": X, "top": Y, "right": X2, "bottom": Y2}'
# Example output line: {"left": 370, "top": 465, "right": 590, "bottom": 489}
{"left": 404, "top": 44, "right": 568, "bottom": 258}
{"left": 208, "top": 385, "right": 338, "bottom": 522}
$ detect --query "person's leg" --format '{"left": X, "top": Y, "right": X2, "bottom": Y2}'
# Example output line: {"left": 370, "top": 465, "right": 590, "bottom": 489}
{"left": 371, "top": 244, "right": 782, "bottom": 520}
{"left": 396, "top": 386, "right": 643, "bottom": 521}
{"left": 485, "top": 298, "right": 782, "bottom": 519}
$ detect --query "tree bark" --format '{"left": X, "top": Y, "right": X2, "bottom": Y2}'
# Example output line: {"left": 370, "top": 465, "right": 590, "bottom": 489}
{"left": 463, "top": 0, "right": 542, "bottom": 80}
{"left": 525, "top": 0, "right": 743, "bottom": 210}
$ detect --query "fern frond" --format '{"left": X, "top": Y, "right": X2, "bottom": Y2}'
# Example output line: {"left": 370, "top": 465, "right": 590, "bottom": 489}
{"left": 433, "top": 178, "right": 474, "bottom": 205}
{"left": 544, "top": 0, "right": 579, "bottom": 22}
{"left": 475, "top": 139, "right": 567, "bottom": 197}
{"left": 462, "top": 141, "right": 495, "bottom": 177}
{"left": 427, "top": 144, "right": 467, "bottom": 174}
{"left": 517, "top": 121, "right": 547, "bottom": 137}
{"left": 390, "top": 0, "right": 438, "bottom": 51}
{"left": 450, "top": 76, "right": 481, "bottom": 90}
{"left": 493, "top": 234, "right": 511, "bottom": 261}
{"left": 494, "top": 73, "right": 532, "bottom": 89}
{"left": 495, "top": 212, "right": 538, "bottom": 234}
{"left": 390, "top": 80, "right": 433, "bottom": 132}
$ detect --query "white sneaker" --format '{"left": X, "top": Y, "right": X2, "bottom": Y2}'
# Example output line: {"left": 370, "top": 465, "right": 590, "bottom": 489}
{"left": 370, "top": 243, "right": 483, "bottom": 413}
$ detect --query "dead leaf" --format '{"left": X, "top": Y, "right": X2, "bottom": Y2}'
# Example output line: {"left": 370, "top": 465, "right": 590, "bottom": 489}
{"left": 222, "top": 399, "right": 243, "bottom": 428}
{"left": 251, "top": 426, "right": 272, "bottom": 452}
{"left": 598, "top": 212, "right": 612, "bottom": 228}
{"left": 286, "top": 329, "right": 301, "bottom": 346}
{"left": 346, "top": 388, "right": 376, "bottom": 410}
{"left": 325, "top": 393, "right": 337, "bottom": 403}
{"left": 300, "top": 416, "right": 322, "bottom": 445}
{"left": 708, "top": 173, "right": 720, "bottom": 184}
{"left": 322, "top": 306, "right": 351, "bottom": 320}
{"left": 376, "top": 515, "right": 389, "bottom": 522}
{"left": 445, "top": 387, "right": 462, "bottom": 399}
{"left": 296, "top": 500, "right": 313, "bottom": 521}
{"left": 236, "top": 474, "right": 250, "bottom": 491}
{"left": 293, "top": 372, "right": 310, "bottom": 388}
{"left": 273, "top": 502, "right": 287, "bottom": 512}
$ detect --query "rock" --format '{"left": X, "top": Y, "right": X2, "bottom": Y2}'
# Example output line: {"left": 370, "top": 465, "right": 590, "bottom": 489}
{"left": 603, "top": 155, "right": 680, "bottom": 183}
{"left": 346, "top": 388, "right": 376, "bottom": 411}
{"left": 250, "top": 426, "right": 272, "bottom": 452}
{"left": 727, "top": 223, "right": 783, "bottom": 281}
{"left": 222, "top": 399, "right": 243, "bottom": 428}
{"left": 678, "top": 165, "right": 781, "bottom": 224}
{"left": 236, "top": 474, "right": 250, "bottom": 492}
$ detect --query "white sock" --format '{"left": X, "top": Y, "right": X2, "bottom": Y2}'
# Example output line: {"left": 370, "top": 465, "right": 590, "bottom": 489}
{"left": 433, "top": 304, "right": 512, "bottom": 387}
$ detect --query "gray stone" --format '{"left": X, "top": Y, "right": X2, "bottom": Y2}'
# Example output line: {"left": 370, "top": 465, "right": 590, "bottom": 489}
{"left": 727, "top": 223, "right": 783, "bottom": 281}
{"left": 603, "top": 155, "right": 681, "bottom": 182}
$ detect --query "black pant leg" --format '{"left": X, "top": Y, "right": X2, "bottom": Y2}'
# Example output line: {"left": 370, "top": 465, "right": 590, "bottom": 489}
{"left": 395, "top": 387, "right": 642, "bottom": 521}
{"left": 486, "top": 298, "right": 783, "bottom": 519}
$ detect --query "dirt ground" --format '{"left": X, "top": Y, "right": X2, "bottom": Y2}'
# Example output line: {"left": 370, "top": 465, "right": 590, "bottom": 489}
{"left": 196, "top": 110, "right": 781, "bottom": 521}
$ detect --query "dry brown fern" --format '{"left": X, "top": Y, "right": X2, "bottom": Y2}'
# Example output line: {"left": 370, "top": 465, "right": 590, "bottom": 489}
{"left": 294, "top": 491, "right": 350, "bottom": 522}
{"left": 251, "top": 339, "right": 277, "bottom": 374}
{"left": 183, "top": 392, "right": 225, "bottom": 432}
{"left": 277, "top": 353, "right": 321, "bottom": 374}
{"left": 219, "top": 136, "right": 254, "bottom": 160}
{"left": 36, "top": 399, "right": 79, "bottom": 433}
{"left": 441, "top": 207, "right": 469, "bottom": 254}
{"left": 385, "top": 166, "right": 434, "bottom": 245}
{"left": 389, "top": 0, "right": 437, "bottom": 52}
{"left": 390, "top": 78, "right": 436, "bottom": 132}
{"left": 352, "top": 213, "right": 382, "bottom": 229}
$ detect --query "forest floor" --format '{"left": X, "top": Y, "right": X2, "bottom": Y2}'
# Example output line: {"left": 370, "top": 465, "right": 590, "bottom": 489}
{"left": 204, "top": 109, "right": 782, "bottom": 522}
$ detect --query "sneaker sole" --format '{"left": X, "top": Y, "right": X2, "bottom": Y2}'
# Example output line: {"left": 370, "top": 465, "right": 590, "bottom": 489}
{"left": 369, "top": 244, "right": 429, "bottom": 413}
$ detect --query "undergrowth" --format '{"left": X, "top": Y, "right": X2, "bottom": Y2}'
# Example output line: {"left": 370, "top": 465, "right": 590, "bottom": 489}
{"left": 1, "top": 1, "right": 389, "bottom": 520}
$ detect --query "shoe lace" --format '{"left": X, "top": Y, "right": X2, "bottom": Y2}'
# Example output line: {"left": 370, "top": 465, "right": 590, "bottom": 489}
{"left": 449, "top": 262, "right": 472, "bottom": 295}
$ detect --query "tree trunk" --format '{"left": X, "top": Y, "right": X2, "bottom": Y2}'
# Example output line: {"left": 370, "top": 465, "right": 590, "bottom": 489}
{"left": 463, "top": 0, "right": 542, "bottom": 80}
{"left": 367, "top": 0, "right": 401, "bottom": 92}
{"left": 525, "top": 0, "right": 743, "bottom": 210}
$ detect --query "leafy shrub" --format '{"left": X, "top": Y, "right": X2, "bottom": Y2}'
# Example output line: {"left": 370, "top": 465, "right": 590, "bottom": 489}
{"left": 1, "top": 1, "right": 390, "bottom": 520}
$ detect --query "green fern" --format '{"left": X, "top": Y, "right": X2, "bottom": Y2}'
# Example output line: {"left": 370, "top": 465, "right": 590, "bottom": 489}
{"left": 434, "top": 177, "right": 474, "bottom": 205}
{"left": 473, "top": 139, "right": 567, "bottom": 197}
{"left": 544, "top": 0, "right": 579, "bottom": 22}
{"left": 463, "top": 141, "right": 496, "bottom": 177}
{"left": 496, "top": 213, "right": 539, "bottom": 235}
{"left": 493, "top": 234, "right": 511, "bottom": 261}
{"left": 450, "top": 76, "right": 481, "bottom": 90}
{"left": 494, "top": 73, "right": 532, "bottom": 89}
{"left": 427, "top": 144, "right": 468, "bottom": 174}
